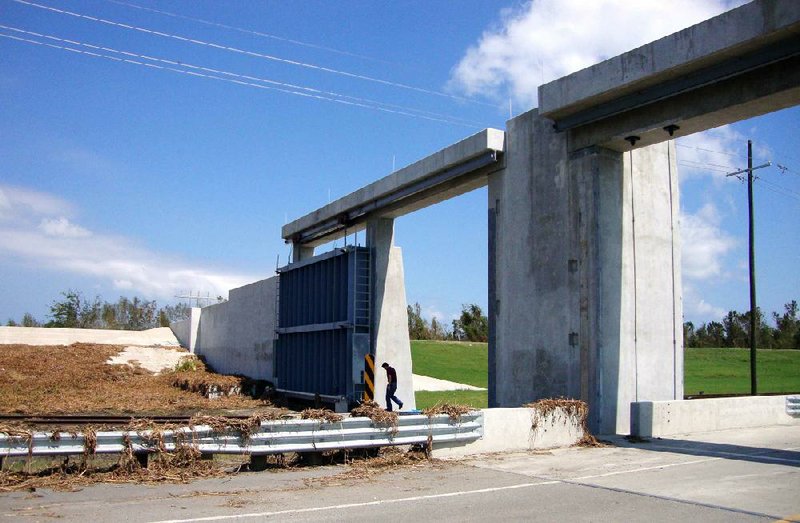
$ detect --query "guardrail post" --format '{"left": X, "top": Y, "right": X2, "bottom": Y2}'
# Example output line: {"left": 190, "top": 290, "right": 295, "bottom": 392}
{"left": 249, "top": 455, "right": 268, "bottom": 472}
{"left": 135, "top": 452, "right": 148, "bottom": 468}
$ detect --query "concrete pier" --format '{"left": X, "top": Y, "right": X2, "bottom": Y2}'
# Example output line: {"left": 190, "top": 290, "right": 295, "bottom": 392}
{"left": 367, "top": 218, "right": 415, "bottom": 410}
{"left": 489, "top": 109, "right": 682, "bottom": 434}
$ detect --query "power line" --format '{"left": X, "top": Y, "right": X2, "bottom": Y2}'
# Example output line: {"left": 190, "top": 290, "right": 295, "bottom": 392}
{"left": 12, "top": 0, "right": 495, "bottom": 108}
{"left": 758, "top": 182, "right": 800, "bottom": 204}
{"left": 0, "top": 31, "right": 480, "bottom": 128}
{"left": 676, "top": 141, "right": 742, "bottom": 158}
{"left": 758, "top": 178, "right": 800, "bottom": 200}
{"left": 0, "top": 24, "right": 484, "bottom": 128}
{"left": 100, "top": 0, "right": 390, "bottom": 64}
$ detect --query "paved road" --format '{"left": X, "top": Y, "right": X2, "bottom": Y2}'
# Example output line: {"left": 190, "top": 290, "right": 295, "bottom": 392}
{"left": 2, "top": 425, "right": 798, "bottom": 522}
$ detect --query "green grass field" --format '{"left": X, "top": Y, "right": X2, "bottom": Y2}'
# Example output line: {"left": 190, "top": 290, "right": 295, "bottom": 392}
{"left": 412, "top": 341, "right": 800, "bottom": 408}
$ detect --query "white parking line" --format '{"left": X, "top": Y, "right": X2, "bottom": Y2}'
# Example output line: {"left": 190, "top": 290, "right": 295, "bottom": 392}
{"left": 147, "top": 480, "right": 560, "bottom": 523}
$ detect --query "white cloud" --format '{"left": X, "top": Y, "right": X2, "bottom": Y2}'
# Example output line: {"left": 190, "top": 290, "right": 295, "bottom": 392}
{"left": 683, "top": 283, "right": 727, "bottom": 321}
{"left": 449, "top": 0, "right": 743, "bottom": 107}
{"left": 39, "top": 217, "right": 91, "bottom": 238}
{"left": 680, "top": 202, "right": 737, "bottom": 281}
{"left": 675, "top": 125, "right": 746, "bottom": 182}
{"left": 0, "top": 183, "right": 258, "bottom": 301}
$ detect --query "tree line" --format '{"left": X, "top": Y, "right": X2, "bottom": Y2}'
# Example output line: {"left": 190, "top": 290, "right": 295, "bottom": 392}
{"left": 5, "top": 290, "right": 193, "bottom": 331}
{"left": 407, "top": 302, "right": 488, "bottom": 342}
{"left": 684, "top": 300, "right": 799, "bottom": 349}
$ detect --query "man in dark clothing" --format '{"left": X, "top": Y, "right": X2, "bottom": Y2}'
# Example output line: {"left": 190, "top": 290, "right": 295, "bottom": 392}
{"left": 381, "top": 362, "right": 403, "bottom": 411}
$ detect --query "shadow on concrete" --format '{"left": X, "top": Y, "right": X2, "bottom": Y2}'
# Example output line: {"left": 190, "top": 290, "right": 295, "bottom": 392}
{"left": 607, "top": 435, "right": 800, "bottom": 468}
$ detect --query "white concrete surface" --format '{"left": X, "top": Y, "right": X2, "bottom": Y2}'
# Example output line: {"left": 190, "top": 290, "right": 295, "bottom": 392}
{"left": 0, "top": 326, "right": 180, "bottom": 346}
{"left": 170, "top": 308, "right": 200, "bottom": 354}
{"left": 186, "top": 276, "right": 278, "bottom": 380}
{"left": 106, "top": 345, "right": 192, "bottom": 374}
{"left": 434, "top": 407, "right": 583, "bottom": 458}
{"left": 631, "top": 395, "right": 800, "bottom": 438}
{"left": 413, "top": 374, "right": 485, "bottom": 392}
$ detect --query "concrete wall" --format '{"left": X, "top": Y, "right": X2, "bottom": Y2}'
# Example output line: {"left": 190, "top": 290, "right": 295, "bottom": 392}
{"left": 170, "top": 307, "right": 200, "bottom": 353}
{"left": 631, "top": 396, "right": 800, "bottom": 438}
{"left": 433, "top": 407, "right": 584, "bottom": 458}
{"left": 489, "top": 108, "right": 682, "bottom": 435}
{"left": 171, "top": 277, "right": 278, "bottom": 380}
{"left": 0, "top": 326, "right": 179, "bottom": 346}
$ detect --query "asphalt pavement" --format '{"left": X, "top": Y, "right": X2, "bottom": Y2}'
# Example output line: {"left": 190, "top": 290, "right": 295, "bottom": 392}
{"left": 1, "top": 425, "right": 798, "bottom": 522}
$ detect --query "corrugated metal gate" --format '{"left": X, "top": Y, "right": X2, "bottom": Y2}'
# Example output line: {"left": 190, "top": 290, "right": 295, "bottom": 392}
{"left": 275, "top": 247, "right": 370, "bottom": 405}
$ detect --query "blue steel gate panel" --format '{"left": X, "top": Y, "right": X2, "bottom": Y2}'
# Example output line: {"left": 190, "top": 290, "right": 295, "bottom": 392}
{"left": 275, "top": 247, "right": 370, "bottom": 402}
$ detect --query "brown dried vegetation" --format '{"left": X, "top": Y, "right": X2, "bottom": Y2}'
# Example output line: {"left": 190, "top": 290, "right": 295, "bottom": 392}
{"left": 523, "top": 398, "right": 603, "bottom": 447}
{"left": 349, "top": 401, "right": 398, "bottom": 429}
{"left": 422, "top": 402, "right": 472, "bottom": 422}
{"left": 299, "top": 409, "right": 344, "bottom": 424}
{"left": 0, "top": 343, "right": 278, "bottom": 415}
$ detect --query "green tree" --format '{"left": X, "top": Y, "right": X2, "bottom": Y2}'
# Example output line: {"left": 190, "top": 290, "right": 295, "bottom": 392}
{"left": 407, "top": 302, "right": 430, "bottom": 340}
{"left": 452, "top": 304, "right": 488, "bottom": 342}
{"left": 47, "top": 290, "right": 101, "bottom": 328}
{"left": 774, "top": 301, "right": 799, "bottom": 349}
{"left": 6, "top": 319, "right": 17, "bottom": 326}
{"left": 21, "top": 313, "right": 39, "bottom": 327}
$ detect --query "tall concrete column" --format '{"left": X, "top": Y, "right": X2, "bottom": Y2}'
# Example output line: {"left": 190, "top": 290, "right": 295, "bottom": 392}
{"left": 489, "top": 108, "right": 682, "bottom": 434}
{"left": 291, "top": 242, "right": 314, "bottom": 263}
{"left": 367, "top": 217, "right": 415, "bottom": 410}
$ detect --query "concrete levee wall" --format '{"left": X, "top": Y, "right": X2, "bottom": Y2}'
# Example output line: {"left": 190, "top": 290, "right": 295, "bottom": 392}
{"left": 171, "top": 277, "right": 278, "bottom": 380}
{"left": 0, "top": 326, "right": 179, "bottom": 346}
{"left": 631, "top": 396, "right": 800, "bottom": 438}
{"left": 170, "top": 308, "right": 200, "bottom": 353}
{"left": 433, "top": 407, "right": 584, "bottom": 458}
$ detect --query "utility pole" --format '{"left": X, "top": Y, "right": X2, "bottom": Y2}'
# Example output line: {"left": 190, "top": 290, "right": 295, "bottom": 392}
{"left": 726, "top": 141, "right": 770, "bottom": 396}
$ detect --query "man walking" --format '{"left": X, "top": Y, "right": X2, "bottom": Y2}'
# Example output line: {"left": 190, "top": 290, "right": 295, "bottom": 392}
{"left": 381, "top": 362, "right": 403, "bottom": 411}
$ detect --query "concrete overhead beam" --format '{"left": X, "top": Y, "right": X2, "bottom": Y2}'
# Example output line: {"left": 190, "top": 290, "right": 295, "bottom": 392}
{"left": 282, "top": 129, "right": 505, "bottom": 247}
{"left": 539, "top": 0, "right": 800, "bottom": 151}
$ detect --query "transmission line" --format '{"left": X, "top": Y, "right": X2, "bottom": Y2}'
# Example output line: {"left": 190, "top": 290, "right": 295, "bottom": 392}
{"left": 0, "top": 25, "right": 484, "bottom": 128}
{"left": 100, "top": 0, "right": 389, "bottom": 64}
{"left": 0, "top": 31, "right": 480, "bottom": 128}
{"left": 12, "top": 0, "right": 494, "bottom": 107}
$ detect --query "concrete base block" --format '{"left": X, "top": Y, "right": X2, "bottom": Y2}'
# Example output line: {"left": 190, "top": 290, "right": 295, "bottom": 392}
{"left": 631, "top": 395, "right": 800, "bottom": 438}
{"left": 433, "top": 407, "right": 583, "bottom": 458}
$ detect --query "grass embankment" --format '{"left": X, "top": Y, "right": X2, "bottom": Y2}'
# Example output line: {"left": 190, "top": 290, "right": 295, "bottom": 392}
{"left": 412, "top": 341, "right": 800, "bottom": 407}
{"left": 685, "top": 347, "right": 800, "bottom": 395}
{"left": 412, "top": 340, "right": 488, "bottom": 409}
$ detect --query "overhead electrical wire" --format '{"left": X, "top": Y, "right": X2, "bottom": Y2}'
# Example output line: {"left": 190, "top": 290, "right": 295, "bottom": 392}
{"left": 12, "top": 0, "right": 495, "bottom": 108}
{"left": 0, "top": 30, "right": 481, "bottom": 128}
{"left": 0, "top": 24, "right": 484, "bottom": 128}
{"left": 100, "top": 0, "right": 389, "bottom": 64}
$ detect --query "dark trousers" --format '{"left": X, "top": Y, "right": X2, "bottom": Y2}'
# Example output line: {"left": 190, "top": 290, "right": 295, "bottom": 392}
{"left": 385, "top": 383, "right": 402, "bottom": 411}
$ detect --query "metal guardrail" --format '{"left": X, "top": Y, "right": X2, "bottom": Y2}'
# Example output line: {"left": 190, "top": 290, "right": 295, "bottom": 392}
{"left": 788, "top": 395, "right": 800, "bottom": 417}
{"left": 0, "top": 413, "right": 483, "bottom": 458}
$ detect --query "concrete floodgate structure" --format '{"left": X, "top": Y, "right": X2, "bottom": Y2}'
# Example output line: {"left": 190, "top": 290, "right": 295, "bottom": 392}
{"left": 173, "top": 0, "right": 800, "bottom": 442}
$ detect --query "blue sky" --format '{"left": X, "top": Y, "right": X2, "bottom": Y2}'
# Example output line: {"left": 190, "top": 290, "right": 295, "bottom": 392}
{"left": 1, "top": 0, "right": 797, "bottom": 328}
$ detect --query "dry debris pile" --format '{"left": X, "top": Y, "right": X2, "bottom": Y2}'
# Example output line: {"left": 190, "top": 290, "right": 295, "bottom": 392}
{"left": 349, "top": 401, "right": 398, "bottom": 429}
{"left": 422, "top": 402, "right": 472, "bottom": 422}
{"left": 299, "top": 409, "right": 344, "bottom": 424}
{"left": 0, "top": 343, "right": 279, "bottom": 415}
{"left": 523, "top": 398, "right": 602, "bottom": 447}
